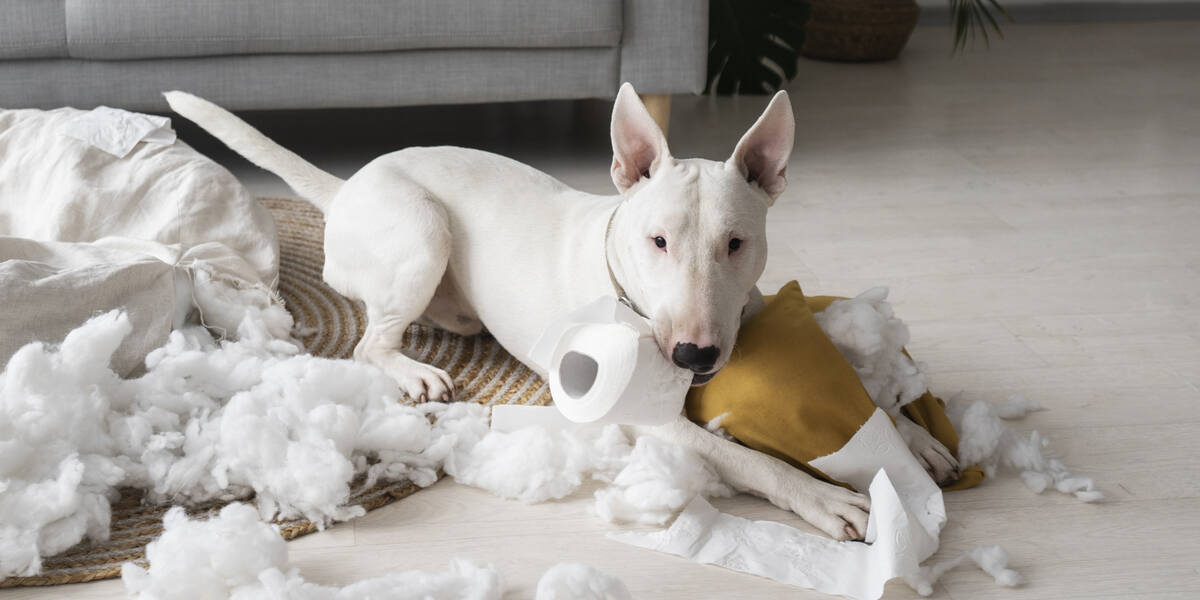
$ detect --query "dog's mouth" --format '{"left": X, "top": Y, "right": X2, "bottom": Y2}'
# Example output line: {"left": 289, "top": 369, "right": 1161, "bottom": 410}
{"left": 690, "top": 371, "right": 718, "bottom": 386}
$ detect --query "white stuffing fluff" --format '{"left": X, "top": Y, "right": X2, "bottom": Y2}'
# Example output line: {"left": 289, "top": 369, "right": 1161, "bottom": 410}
{"left": 815, "top": 288, "right": 1101, "bottom": 504}
{"left": 0, "top": 309, "right": 490, "bottom": 579}
{"left": 813, "top": 286, "right": 1101, "bottom": 593}
{"left": 0, "top": 302, "right": 720, "bottom": 579}
{"left": 444, "top": 421, "right": 731, "bottom": 526}
{"left": 121, "top": 501, "right": 633, "bottom": 600}
{"left": 121, "top": 502, "right": 505, "bottom": 600}
{"left": 535, "top": 562, "right": 632, "bottom": 600}
{"left": 592, "top": 435, "right": 733, "bottom": 525}
{"left": 991, "top": 395, "right": 1043, "bottom": 420}
{"left": 186, "top": 265, "right": 295, "bottom": 342}
{"left": 704, "top": 412, "right": 737, "bottom": 442}
{"left": 5, "top": 279, "right": 1098, "bottom": 595}
{"left": 948, "top": 395, "right": 1102, "bottom": 502}
{"left": 905, "top": 545, "right": 1023, "bottom": 596}
{"left": 814, "top": 287, "right": 928, "bottom": 412}
{"left": 0, "top": 311, "right": 130, "bottom": 577}
{"left": 444, "top": 424, "right": 632, "bottom": 503}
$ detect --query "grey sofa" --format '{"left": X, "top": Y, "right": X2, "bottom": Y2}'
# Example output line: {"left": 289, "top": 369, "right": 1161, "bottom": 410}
{"left": 0, "top": 0, "right": 709, "bottom": 113}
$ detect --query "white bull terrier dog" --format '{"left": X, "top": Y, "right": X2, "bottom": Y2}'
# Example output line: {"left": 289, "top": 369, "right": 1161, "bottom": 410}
{"left": 166, "top": 84, "right": 878, "bottom": 540}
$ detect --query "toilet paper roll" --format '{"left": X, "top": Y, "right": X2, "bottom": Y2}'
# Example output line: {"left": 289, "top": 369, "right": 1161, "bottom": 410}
{"left": 526, "top": 296, "right": 692, "bottom": 427}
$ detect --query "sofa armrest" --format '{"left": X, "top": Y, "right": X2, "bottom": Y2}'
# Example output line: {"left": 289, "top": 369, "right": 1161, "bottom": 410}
{"left": 619, "top": 0, "right": 709, "bottom": 95}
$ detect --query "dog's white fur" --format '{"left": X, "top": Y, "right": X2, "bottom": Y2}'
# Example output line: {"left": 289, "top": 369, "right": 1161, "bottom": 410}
{"left": 165, "top": 85, "right": 876, "bottom": 540}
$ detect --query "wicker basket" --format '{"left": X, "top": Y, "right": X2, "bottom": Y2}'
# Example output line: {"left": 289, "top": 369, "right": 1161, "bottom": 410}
{"left": 802, "top": 0, "right": 921, "bottom": 62}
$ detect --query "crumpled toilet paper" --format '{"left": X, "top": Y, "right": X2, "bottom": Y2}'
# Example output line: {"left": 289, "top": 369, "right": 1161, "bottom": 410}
{"left": 518, "top": 296, "right": 692, "bottom": 426}
{"left": 611, "top": 409, "right": 946, "bottom": 600}
{"left": 493, "top": 296, "right": 961, "bottom": 599}
{"left": 61, "top": 106, "right": 176, "bottom": 158}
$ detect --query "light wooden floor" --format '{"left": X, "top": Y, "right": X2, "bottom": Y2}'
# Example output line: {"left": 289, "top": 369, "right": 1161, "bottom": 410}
{"left": 7, "top": 21, "right": 1199, "bottom": 600}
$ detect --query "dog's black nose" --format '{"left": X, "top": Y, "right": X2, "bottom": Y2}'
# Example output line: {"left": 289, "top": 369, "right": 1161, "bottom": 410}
{"left": 672, "top": 343, "right": 719, "bottom": 373}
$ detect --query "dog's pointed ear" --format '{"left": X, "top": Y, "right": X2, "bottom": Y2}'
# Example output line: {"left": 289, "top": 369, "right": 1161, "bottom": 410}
{"left": 729, "top": 90, "right": 795, "bottom": 204}
{"left": 611, "top": 83, "right": 670, "bottom": 193}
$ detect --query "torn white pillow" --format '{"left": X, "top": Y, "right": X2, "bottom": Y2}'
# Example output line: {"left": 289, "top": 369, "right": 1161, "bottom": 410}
{"left": 1, "top": 106, "right": 281, "bottom": 371}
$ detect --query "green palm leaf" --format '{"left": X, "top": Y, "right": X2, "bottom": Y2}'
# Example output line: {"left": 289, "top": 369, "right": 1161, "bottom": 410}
{"left": 706, "top": 0, "right": 810, "bottom": 95}
{"left": 949, "top": 0, "right": 1013, "bottom": 52}
{"left": 705, "top": 0, "right": 1012, "bottom": 95}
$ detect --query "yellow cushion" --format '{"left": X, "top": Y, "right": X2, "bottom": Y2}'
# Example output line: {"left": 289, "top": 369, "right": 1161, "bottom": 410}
{"left": 685, "top": 281, "right": 983, "bottom": 490}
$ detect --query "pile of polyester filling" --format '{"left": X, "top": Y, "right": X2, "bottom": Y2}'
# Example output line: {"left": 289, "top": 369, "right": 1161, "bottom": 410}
{"left": 122, "top": 502, "right": 632, "bottom": 600}
{"left": 0, "top": 286, "right": 1096, "bottom": 595}
{"left": 0, "top": 301, "right": 727, "bottom": 580}
{"left": 0, "top": 305, "right": 479, "bottom": 578}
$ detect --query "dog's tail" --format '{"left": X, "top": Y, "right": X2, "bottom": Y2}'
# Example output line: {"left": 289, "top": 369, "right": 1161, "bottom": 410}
{"left": 163, "top": 91, "right": 342, "bottom": 213}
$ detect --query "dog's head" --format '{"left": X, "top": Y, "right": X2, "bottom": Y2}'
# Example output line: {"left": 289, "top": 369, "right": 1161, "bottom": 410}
{"left": 606, "top": 83, "right": 794, "bottom": 385}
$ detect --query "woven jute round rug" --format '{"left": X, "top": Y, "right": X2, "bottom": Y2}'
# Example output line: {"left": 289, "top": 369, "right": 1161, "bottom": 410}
{"left": 2, "top": 197, "right": 551, "bottom": 588}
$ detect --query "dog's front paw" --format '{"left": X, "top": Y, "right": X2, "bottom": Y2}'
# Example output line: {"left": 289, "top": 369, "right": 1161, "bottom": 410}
{"left": 385, "top": 359, "right": 455, "bottom": 403}
{"left": 776, "top": 478, "right": 871, "bottom": 541}
{"left": 896, "top": 416, "right": 960, "bottom": 486}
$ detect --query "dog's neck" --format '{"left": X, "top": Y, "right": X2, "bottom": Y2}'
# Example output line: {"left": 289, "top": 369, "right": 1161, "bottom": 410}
{"left": 603, "top": 203, "right": 647, "bottom": 318}
{"left": 602, "top": 199, "right": 647, "bottom": 318}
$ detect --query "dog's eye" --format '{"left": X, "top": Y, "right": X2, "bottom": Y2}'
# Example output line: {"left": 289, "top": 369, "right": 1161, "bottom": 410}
{"left": 653, "top": 236, "right": 667, "bottom": 250}
{"left": 729, "top": 238, "right": 742, "bottom": 253}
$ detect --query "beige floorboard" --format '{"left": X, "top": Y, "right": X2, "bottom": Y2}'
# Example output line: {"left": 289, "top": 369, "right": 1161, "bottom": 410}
{"left": 5, "top": 21, "right": 1199, "bottom": 599}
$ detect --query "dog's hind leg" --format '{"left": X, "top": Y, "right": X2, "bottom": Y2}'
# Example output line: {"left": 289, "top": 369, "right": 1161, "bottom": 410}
{"left": 419, "top": 276, "right": 484, "bottom": 336}
{"left": 324, "top": 178, "right": 456, "bottom": 402}
{"left": 356, "top": 309, "right": 455, "bottom": 402}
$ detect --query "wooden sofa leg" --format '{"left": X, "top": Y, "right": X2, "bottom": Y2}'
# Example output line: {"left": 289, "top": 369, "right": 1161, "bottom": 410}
{"left": 639, "top": 93, "right": 671, "bottom": 135}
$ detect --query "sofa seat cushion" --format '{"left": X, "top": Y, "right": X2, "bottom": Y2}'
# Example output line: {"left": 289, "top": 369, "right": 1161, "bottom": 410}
{"left": 0, "top": 0, "right": 67, "bottom": 59}
{"left": 64, "top": 0, "right": 623, "bottom": 60}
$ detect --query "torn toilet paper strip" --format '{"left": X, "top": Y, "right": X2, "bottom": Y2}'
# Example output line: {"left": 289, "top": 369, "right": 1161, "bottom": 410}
{"left": 809, "top": 408, "right": 945, "bottom": 543}
{"left": 611, "top": 409, "right": 944, "bottom": 600}
{"left": 61, "top": 106, "right": 176, "bottom": 158}
{"left": 490, "top": 403, "right": 585, "bottom": 433}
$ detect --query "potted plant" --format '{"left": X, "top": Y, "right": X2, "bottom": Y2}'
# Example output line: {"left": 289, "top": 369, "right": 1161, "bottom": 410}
{"left": 708, "top": 0, "right": 1011, "bottom": 93}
